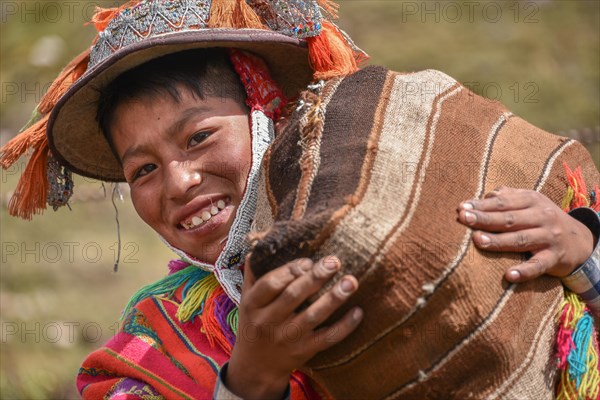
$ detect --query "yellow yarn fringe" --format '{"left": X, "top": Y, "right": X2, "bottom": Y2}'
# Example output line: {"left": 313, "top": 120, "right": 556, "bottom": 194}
{"left": 556, "top": 292, "right": 600, "bottom": 400}
{"left": 561, "top": 186, "right": 575, "bottom": 212}
{"left": 176, "top": 273, "right": 220, "bottom": 323}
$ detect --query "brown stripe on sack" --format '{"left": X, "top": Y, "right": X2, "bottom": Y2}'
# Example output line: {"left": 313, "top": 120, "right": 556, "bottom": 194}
{"left": 248, "top": 67, "right": 391, "bottom": 275}
{"left": 265, "top": 97, "right": 307, "bottom": 220}
{"left": 309, "top": 68, "right": 396, "bottom": 251}
{"left": 479, "top": 116, "right": 567, "bottom": 194}
{"left": 291, "top": 77, "right": 343, "bottom": 221}
{"left": 307, "top": 94, "right": 512, "bottom": 395}
{"left": 309, "top": 77, "right": 484, "bottom": 370}
{"left": 304, "top": 66, "right": 391, "bottom": 219}
{"left": 391, "top": 279, "right": 562, "bottom": 400}
{"left": 487, "top": 135, "right": 598, "bottom": 398}
{"left": 535, "top": 138, "right": 575, "bottom": 199}
{"left": 314, "top": 70, "right": 461, "bottom": 277}
{"left": 385, "top": 118, "right": 570, "bottom": 399}
{"left": 262, "top": 145, "right": 279, "bottom": 220}
{"left": 487, "top": 300, "right": 559, "bottom": 400}
{"left": 488, "top": 142, "right": 582, "bottom": 399}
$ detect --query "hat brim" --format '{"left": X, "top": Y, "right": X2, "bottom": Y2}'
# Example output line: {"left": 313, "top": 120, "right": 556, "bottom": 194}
{"left": 48, "top": 29, "right": 311, "bottom": 182}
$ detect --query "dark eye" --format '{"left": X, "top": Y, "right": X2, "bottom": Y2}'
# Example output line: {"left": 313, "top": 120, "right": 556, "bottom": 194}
{"left": 133, "top": 164, "right": 157, "bottom": 180}
{"left": 188, "top": 131, "right": 211, "bottom": 148}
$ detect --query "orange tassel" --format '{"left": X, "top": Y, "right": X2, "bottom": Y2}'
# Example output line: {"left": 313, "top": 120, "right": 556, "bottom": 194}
{"left": 90, "top": 7, "right": 120, "bottom": 32}
{"left": 1, "top": 45, "right": 88, "bottom": 220}
{"left": 201, "top": 287, "right": 233, "bottom": 354}
{"left": 38, "top": 49, "right": 90, "bottom": 114}
{"left": 317, "top": 0, "right": 340, "bottom": 19}
{"left": 0, "top": 114, "right": 49, "bottom": 170}
{"left": 307, "top": 21, "right": 361, "bottom": 80}
{"left": 208, "top": 0, "right": 238, "bottom": 28}
{"left": 209, "top": 0, "right": 265, "bottom": 29}
{"left": 89, "top": 1, "right": 141, "bottom": 33}
{"left": 1, "top": 44, "right": 89, "bottom": 220}
{"left": 234, "top": 0, "right": 266, "bottom": 29}
{"left": 564, "top": 163, "right": 589, "bottom": 209}
{"left": 8, "top": 141, "right": 49, "bottom": 220}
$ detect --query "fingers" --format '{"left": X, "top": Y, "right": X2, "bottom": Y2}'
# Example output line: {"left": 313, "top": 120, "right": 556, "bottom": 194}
{"left": 471, "top": 228, "right": 549, "bottom": 253}
{"left": 270, "top": 256, "right": 342, "bottom": 320}
{"left": 243, "top": 255, "right": 342, "bottom": 312}
{"left": 240, "top": 255, "right": 363, "bottom": 359}
{"left": 458, "top": 187, "right": 539, "bottom": 213}
{"left": 294, "top": 275, "right": 359, "bottom": 330}
{"left": 504, "top": 249, "right": 557, "bottom": 283}
{"left": 312, "top": 307, "right": 363, "bottom": 352}
{"left": 457, "top": 208, "right": 542, "bottom": 232}
{"left": 244, "top": 258, "right": 313, "bottom": 308}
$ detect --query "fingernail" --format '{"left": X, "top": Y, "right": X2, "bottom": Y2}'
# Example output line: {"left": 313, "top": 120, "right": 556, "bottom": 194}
{"left": 507, "top": 269, "right": 520, "bottom": 281}
{"left": 465, "top": 211, "right": 476, "bottom": 224}
{"left": 299, "top": 259, "right": 312, "bottom": 271}
{"left": 324, "top": 257, "right": 340, "bottom": 271}
{"left": 479, "top": 234, "right": 491, "bottom": 246}
{"left": 352, "top": 307, "right": 363, "bottom": 321}
{"left": 462, "top": 202, "right": 474, "bottom": 210}
{"left": 340, "top": 278, "right": 355, "bottom": 294}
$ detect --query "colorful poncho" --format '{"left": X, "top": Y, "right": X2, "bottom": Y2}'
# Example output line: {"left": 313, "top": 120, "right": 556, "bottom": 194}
{"left": 77, "top": 261, "right": 325, "bottom": 399}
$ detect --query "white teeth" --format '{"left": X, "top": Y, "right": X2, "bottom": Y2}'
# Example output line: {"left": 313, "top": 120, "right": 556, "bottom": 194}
{"left": 181, "top": 199, "right": 229, "bottom": 230}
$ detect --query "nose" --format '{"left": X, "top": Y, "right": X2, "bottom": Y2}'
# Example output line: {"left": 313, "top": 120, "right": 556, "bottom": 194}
{"left": 164, "top": 160, "right": 202, "bottom": 201}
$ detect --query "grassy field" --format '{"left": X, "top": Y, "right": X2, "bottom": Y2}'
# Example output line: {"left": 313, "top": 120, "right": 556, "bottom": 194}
{"left": 1, "top": 1, "right": 598, "bottom": 398}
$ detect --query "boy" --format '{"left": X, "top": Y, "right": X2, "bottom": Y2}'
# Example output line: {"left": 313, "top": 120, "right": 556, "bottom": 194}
{"left": 2, "top": 0, "right": 598, "bottom": 398}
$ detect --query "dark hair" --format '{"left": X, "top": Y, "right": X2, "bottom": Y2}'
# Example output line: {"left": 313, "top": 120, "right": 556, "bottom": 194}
{"left": 96, "top": 48, "right": 247, "bottom": 163}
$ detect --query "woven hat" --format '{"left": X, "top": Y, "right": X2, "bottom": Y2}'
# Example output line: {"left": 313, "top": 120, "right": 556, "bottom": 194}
{"left": 1, "top": 0, "right": 367, "bottom": 220}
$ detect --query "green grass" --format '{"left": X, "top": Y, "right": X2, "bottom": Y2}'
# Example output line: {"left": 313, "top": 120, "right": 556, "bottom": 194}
{"left": 1, "top": 1, "right": 598, "bottom": 398}
{"left": 1, "top": 173, "right": 172, "bottom": 398}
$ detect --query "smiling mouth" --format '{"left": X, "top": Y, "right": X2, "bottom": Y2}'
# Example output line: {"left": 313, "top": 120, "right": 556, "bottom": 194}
{"left": 179, "top": 199, "right": 229, "bottom": 230}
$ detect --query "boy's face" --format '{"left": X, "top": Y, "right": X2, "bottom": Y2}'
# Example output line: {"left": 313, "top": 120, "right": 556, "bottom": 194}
{"left": 110, "top": 87, "right": 251, "bottom": 263}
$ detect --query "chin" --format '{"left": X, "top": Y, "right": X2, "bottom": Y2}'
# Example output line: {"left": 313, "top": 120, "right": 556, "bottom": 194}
{"left": 185, "top": 239, "right": 226, "bottom": 265}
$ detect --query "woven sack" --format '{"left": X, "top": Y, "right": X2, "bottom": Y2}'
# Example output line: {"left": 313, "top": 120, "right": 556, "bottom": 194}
{"left": 248, "top": 66, "right": 600, "bottom": 399}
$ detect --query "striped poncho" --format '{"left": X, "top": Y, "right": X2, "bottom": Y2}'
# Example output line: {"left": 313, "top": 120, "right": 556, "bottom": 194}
{"left": 248, "top": 66, "right": 600, "bottom": 399}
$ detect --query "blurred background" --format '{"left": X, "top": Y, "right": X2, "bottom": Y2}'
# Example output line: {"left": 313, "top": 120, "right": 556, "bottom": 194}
{"left": 1, "top": 0, "right": 598, "bottom": 398}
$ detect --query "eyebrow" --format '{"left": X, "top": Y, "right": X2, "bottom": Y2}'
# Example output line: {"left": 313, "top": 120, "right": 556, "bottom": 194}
{"left": 121, "top": 105, "right": 212, "bottom": 165}
{"left": 164, "top": 105, "right": 212, "bottom": 140}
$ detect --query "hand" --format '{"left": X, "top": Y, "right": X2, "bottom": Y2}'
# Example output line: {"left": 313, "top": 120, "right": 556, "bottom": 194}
{"left": 226, "top": 256, "right": 362, "bottom": 400}
{"left": 456, "top": 187, "right": 595, "bottom": 283}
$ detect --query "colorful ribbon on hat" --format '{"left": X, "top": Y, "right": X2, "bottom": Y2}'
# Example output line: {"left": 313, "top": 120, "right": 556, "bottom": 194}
{"left": 228, "top": 49, "right": 288, "bottom": 120}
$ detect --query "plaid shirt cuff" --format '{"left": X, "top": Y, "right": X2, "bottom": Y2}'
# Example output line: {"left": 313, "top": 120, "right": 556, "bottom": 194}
{"left": 213, "top": 363, "right": 291, "bottom": 400}
{"left": 562, "top": 207, "right": 600, "bottom": 318}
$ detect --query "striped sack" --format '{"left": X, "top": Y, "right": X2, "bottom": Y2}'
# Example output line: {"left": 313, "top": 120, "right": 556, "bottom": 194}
{"left": 248, "top": 66, "right": 600, "bottom": 399}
